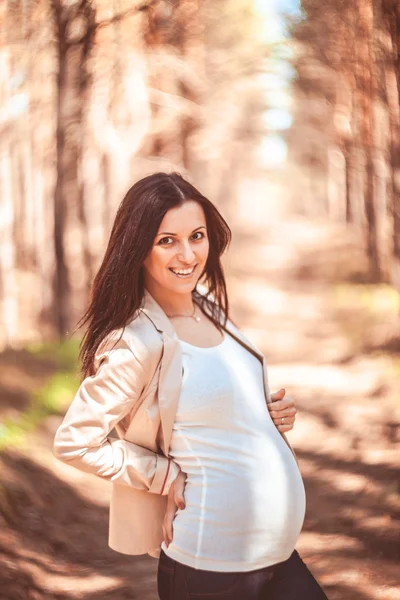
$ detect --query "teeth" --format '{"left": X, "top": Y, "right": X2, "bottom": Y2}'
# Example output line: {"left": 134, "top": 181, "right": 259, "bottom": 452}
{"left": 170, "top": 266, "right": 195, "bottom": 275}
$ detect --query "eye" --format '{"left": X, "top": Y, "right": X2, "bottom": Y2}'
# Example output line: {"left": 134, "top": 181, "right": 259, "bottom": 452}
{"left": 158, "top": 237, "right": 174, "bottom": 245}
{"left": 191, "top": 231, "right": 205, "bottom": 241}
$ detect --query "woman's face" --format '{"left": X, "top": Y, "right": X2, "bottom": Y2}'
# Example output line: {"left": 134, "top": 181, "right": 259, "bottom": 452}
{"left": 143, "top": 200, "right": 210, "bottom": 296}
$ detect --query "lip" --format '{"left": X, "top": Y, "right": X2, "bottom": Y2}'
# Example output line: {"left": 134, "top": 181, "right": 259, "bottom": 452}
{"left": 169, "top": 265, "right": 197, "bottom": 270}
{"left": 169, "top": 264, "right": 198, "bottom": 275}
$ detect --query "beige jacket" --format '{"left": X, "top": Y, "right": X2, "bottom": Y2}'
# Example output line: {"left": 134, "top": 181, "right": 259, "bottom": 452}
{"left": 53, "top": 288, "right": 295, "bottom": 558}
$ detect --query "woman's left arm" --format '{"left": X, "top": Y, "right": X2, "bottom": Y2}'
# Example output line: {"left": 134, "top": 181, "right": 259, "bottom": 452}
{"left": 267, "top": 388, "right": 297, "bottom": 433}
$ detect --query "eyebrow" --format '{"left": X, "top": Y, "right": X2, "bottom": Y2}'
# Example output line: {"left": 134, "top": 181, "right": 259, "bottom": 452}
{"left": 156, "top": 225, "right": 206, "bottom": 237}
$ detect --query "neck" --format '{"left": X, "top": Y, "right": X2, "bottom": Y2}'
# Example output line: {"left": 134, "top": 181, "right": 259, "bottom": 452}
{"left": 145, "top": 282, "right": 195, "bottom": 316}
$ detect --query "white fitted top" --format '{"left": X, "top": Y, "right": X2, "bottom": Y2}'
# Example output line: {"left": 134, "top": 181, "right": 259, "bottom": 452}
{"left": 160, "top": 331, "right": 306, "bottom": 572}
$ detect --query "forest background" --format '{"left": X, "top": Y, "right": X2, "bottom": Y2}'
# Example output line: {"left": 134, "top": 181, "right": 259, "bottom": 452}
{"left": 0, "top": 1, "right": 399, "bottom": 599}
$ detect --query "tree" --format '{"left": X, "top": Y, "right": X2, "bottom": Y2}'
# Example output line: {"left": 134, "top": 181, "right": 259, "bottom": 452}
{"left": 290, "top": 0, "right": 400, "bottom": 284}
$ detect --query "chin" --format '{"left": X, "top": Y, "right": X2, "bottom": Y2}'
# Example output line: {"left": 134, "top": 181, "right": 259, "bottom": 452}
{"left": 173, "top": 280, "right": 198, "bottom": 293}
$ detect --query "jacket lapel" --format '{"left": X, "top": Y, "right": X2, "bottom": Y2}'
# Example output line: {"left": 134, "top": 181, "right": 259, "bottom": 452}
{"left": 157, "top": 333, "right": 182, "bottom": 456}
{"left": 220, "top": 321, "right": 275, "bottom": 406}
{"left": 221, "top": 319, "right": 265, "bottom": 365}
{"left": 140, "top": 290, "right": 183, "bottom": 456}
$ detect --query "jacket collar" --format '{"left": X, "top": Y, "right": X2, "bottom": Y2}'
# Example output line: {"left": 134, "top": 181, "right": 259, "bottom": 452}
{"left": 140, "top": 288, "right": 177, "bottom": 338}
{"left": 140, "top": 287, "right": 264, "bottom": 363}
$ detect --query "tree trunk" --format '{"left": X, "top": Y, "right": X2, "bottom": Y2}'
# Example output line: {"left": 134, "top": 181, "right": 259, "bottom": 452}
{"left": 357, "top": 0, "right": 381, "bottom": 281}
{"left": 53, "top": 33, "right": 70, "bottom": 338}
{"left": 101, "top": 153, "right": 113, "bottom": 240}
{"left": 0, "top": 140, "right": 19, "bottom": 347}
{"left": 344, "top": 141, "right": 353, "bottom": 224}
{"left": 51, "top": 0, "right": 96, "bottom": 338}
{"left": 364, "top": 148, "right": 380, "bottom": 281}
{"left": 178, "top": 0, "right": 204, "bottom": 171}
{"left": 383, "top": 0, "right": 400, "bottom": 296}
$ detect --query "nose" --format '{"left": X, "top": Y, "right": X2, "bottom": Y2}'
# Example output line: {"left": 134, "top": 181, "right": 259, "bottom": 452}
{"left": 178, "top": 240, "right": 196, "bottom": 264}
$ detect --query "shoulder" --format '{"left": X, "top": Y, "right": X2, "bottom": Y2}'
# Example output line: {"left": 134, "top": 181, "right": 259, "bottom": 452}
{"left": 94, "top": 310, "right": 164, "bottom": 376}
{"left": 124, "top": 309, "right": 164, "bottom": 361}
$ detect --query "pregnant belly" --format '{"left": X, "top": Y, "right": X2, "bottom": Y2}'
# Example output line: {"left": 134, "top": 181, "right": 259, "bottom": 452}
{"left": 170, "top": 452, "right": 306, "bottom": 564}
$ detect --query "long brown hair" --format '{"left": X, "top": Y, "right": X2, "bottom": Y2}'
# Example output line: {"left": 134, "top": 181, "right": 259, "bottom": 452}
{"left": 75, "top": 172, "right": 232, "bottom": 379}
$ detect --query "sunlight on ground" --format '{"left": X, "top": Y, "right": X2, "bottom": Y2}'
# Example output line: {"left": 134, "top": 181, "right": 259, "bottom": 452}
{"left": 24, "top": 566, "right": 121, "bottom": 598}
{"left": 268, "top": 362, "right": 380, "bottom": 394}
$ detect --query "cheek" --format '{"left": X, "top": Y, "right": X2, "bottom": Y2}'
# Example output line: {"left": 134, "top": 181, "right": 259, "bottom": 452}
{"left": 143, "top": 248, "right": 171, "bottom": 275}
{"left": 200, "top": 239, "right": 210, "bottom": 261}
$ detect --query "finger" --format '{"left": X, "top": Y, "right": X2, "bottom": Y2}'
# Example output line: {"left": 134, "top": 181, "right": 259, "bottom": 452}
{"left": 162, "top": 524, "right": 170, "bottom": 547}
{"left": 269, "top": 411, "right": 296, "bottom": 424}
{"left": 269, "top": 403, "right": 296, "bottom": 414}
{"left": 164, "top": 500, "right": 177, "bottom": 526}
{"left": 165, "top": 499, "right": 178, "bottom": 520}
{"left": 272, "top": 413, "right": 295, "bottom": 424}
{"left": 174, "top": 495, "right": 185, "bottom": 510}
{"left": 174, "top": 487, "right": 186, "bottom": 510}
{"left": 268, "top": 399, "right": 288, "bottom": 412}
{"left": 173, "top": 474, "right": 187, "bottom": 509}
{"left": 277, "top": 423, "right": 294, "bottom": 433}
{"left": 164, "top": 515, "right": 174, "bottom": 545}
{"left": 268, "top": 398, "right": 294, "bottom": 412}
{"left": 269, "top": 407, "right": 297, "bottom": 419}
{"left": 270, "top": 388, "right": 286, "bottom": 402}
{"left": 272, "top": 418, "right": 295, "bottom": 430}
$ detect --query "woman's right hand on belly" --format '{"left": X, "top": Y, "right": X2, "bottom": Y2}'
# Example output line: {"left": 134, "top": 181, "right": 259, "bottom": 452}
{"left": 162, "top": 469, "right": 187, "bottom": 547}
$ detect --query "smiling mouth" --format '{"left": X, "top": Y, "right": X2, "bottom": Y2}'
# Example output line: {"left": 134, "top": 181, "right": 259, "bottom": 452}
{"left": 169, "top": 265, "right": 197, "bottom": 277}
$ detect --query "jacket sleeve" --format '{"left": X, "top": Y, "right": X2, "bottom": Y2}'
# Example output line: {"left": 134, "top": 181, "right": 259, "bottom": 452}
{"left": 52, "top": 337, "right": 180, "bottom": 495}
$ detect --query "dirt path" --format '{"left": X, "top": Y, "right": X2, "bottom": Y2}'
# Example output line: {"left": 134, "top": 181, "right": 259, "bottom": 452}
{"left": 227, "top": 216, "right": 400, "bottom": 600}
{"left": 1, "top": 215, "right": 399, "bottom": 600}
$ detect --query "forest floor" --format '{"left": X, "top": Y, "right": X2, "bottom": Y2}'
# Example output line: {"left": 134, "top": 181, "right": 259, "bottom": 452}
{"left": 0, "top": 211, "right": 399, "bottom": 600}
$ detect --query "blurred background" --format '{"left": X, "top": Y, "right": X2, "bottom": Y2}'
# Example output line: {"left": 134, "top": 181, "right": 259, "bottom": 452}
{"left": 0, "top": 1, "right": 399, "bottom": 599}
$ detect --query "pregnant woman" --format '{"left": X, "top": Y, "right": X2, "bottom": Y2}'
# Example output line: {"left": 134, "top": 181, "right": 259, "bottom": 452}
{"left": 53, "top": 172, "right": 328, "bottom": 599}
